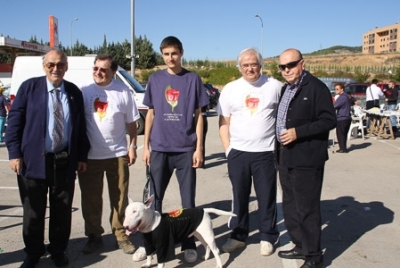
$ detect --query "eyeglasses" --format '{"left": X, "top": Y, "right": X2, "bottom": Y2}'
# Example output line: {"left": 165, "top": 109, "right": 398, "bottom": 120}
{"left": 93, "top": 66, "right": 110, "bottom": 73}
{"left": 240, "top": 63, "right": 260, "bottom": 69}
{"left": 45, "top": 62, "right": 67, "bottom": 70}
{"left": 278, "top": 58, "right": 303, "bottom": 71}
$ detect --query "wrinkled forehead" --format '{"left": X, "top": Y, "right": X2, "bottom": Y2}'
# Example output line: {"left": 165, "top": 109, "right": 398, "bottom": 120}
{"left": 44, "top": 51, "right": 66, "bottom": 63}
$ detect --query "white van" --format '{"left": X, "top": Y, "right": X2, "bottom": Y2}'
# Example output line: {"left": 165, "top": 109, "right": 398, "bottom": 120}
{"left": 10, "top": 55, "right": 147, "bottom": 134}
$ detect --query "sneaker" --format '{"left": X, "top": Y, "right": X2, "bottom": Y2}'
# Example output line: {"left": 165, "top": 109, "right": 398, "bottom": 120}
{"left": 260, "top": 241, "right": 274, "bottom": 256}
{"left": 222, "top": 238, "right": 245, "bottom": 253}
{"left": 132, "top": 247, "right": 147, "bottom": 262}
{"left": 184, "top": 249, "right": 198, "bottom": 263}
{"left": 81, "top": 235, "right": 103, "bottom": 254}
{"left": 117, "top": 240, "right": 136, "bottom": 254}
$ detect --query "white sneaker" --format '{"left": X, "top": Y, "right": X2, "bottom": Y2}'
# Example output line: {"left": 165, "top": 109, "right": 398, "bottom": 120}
{"left": 260, "top": 241, "right": 274, "bottom": 256}
{"left": 184, "top": 249, "right": 198, "bottom": 263}
{"left": 222, "top": 238, "right": 245, "bottom": 253}
{"left": 132, "top": 246, "right": 147, "bottom": 262}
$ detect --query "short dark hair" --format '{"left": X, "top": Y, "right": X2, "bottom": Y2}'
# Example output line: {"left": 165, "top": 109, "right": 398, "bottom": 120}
{"left": 371, "top": 79, "right": 379, "bottom": 84}
{"left": 334, "top": 82, "right": 344, "bottom": 89}
{"left": 160, "top": 36, "right": 183, "bottom": 53}
{"left": 95, "top": 54, "right": 118, "bottom": 71}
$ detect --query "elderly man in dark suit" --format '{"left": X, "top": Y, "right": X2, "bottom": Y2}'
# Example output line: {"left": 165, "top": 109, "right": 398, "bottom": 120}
{"left": 6, "top": 48, "right": 90, "bottom": 268}
{"left": 275, "top": 48, "right": 336, "bottom": 268}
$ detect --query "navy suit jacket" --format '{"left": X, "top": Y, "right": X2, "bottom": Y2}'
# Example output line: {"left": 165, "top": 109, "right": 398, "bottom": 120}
{"left": 6, "top": 76, "right": 90, "bottom": 181}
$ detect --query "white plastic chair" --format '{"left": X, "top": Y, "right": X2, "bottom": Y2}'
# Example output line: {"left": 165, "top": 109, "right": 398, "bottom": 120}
{"left": 348, "top": 107, "right": 366, "bottom": 140}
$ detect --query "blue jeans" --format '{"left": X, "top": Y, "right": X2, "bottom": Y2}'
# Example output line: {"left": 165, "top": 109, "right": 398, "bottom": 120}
{"left": 0, "top": 116, "right": 6, "bottom": 142}
{"left": 387, "top": 104, "right": 397, "bottom": 127}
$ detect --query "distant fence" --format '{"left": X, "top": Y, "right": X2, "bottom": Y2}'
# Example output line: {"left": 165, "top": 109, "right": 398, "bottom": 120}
{"left": 307, "top": 65, "right": 397, "bottom": 73}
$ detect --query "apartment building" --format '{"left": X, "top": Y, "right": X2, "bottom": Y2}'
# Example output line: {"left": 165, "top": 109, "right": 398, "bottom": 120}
{"left": 362, "top": 23, "right": 400, "bottom": 54}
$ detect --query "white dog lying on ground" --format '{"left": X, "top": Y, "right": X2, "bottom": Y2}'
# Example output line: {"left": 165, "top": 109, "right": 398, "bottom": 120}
{"left": 123, "top": 195, "right": 236, "bottom": 268}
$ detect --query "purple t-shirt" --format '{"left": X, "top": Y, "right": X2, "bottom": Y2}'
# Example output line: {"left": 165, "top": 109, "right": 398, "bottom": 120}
{"left": 144, "top": 69, "right": 209, "bottom": 152}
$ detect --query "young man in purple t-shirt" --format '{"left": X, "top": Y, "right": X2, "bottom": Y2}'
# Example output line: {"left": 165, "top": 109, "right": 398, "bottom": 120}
{"left": 134, "top": 36, "right": 209, "bottom": 264}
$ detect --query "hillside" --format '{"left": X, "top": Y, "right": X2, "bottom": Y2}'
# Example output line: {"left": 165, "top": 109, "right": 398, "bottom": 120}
{"left": 265, "top": 46, "right": 400, "bottom": 68}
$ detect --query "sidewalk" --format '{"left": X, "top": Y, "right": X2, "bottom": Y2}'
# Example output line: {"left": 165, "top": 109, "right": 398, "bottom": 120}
{"left": 0, "top": 113, "right": 399, "bottom": 267}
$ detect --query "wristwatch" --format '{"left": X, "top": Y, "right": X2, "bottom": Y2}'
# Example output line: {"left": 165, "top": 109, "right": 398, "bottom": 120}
{"left": 129, "top": 144, "right": 137, "bottom": 149}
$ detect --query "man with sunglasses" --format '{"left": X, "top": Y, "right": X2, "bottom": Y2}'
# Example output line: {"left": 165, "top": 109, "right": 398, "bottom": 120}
{"left": 218, "top": 48, "right": 281, "bottom": 256}
{"left": 78, "top": 55, "right": 140, "bottom": 255}
{"left": 275, "top": 48, "right": 336, "bottom": 268}
{"left": 6, "top": 48, "right": 90, "bottom": 267}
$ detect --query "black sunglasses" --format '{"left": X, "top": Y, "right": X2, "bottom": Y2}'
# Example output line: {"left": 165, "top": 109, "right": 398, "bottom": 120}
{"left": 93, "top": 66, "right": 110, "bottom": 73}
{"left": 278, "top": 58, "right": 303, "bottom": 71}
{"left": 45, "top": 62, "right": 67, "bottom": 70}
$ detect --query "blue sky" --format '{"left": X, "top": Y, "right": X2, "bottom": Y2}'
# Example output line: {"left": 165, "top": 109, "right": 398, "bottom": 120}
{"left": 1, "top": 0, "right": 400, "bottom": 60}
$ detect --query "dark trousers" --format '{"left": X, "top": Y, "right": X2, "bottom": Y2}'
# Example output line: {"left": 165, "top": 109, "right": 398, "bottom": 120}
{"left": 149, "top": 151, "right": 197, "bottom": 250}
{"left": 336, "top": 119, "right": 351, "bottom": 151}
{"left": 17, "top": 154, "right": 74, "bottom": 257}
{"left": 277, "top": 149, "right": 324, "bottom": 262}
{"left": 227, "top": 149, "right": 279, "bottom": 243}
{"left": 366, "top": 100, "right": 379, "bottom": 110}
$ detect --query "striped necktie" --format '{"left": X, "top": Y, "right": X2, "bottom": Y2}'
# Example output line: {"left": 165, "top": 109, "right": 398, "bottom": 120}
{"left": 52, "top": 89, "right": 64, "bottom": 152}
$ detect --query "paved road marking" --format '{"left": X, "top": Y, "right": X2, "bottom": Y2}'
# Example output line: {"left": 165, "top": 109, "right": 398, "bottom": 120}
{"left": 378, "top": 140, "right": 400, "bottom": 150}
{"left": 0, "top": 207, "right": 23, "bottom": 225}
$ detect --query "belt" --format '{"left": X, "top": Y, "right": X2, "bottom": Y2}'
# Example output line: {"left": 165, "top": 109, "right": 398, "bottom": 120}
{"left": 46, "top": 150, "right": 68, "bottom": 158}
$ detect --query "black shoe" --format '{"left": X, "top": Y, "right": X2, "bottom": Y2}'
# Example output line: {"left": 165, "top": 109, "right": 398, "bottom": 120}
{"left": 20, "top": 256, "right": 40, "bottom": 268}
{"left": 300, "top": 260, "right": 324, "bottom": 268}
{"left": 335, "top": 149, "right": 349, "bottom": 153}
{"left": 81, "top": 234, "right": 103, "bottom": 254}
{"left": 51, "top": 253, "right": 69, "bottom": 267}
{"left": 278, "top": 248, "right": 304, "bottom": 259}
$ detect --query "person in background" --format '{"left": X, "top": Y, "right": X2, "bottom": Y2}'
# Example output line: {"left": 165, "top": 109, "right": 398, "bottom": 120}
{"left": 78, "top": 55, "right": 140, "bottom": 255}
{"left": 6, "top": 48, "right": 90, "bottom": 268}
{"left": 218, "top": 47, "right": 281, "bottom": 256}
{"left": 135, "top": 36, "right": 209, "bottom": 264}
{"left": 383, "top": 80, "right": 398, "bottom": 133}
{"left": 365, "top": 79, "right": 383, "bottom": 109}
{"left": 275, "top": 48, "right": 336, "bottom": 268}
{"left": 0, "top": 86, "right": 9, "bottom": 143}
{"left": 333, "top": 83, "right": 352, "bottom": 153}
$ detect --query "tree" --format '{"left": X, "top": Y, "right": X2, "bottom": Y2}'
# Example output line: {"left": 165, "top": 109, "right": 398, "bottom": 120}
{"left": 134, "top": 35, "right": 157, "bottom": 69}
{"left": 267, "top": 61, "right": 283, "bottom": 81}
{"left": 353, "top": 67, "right": 370, "bottom": 83}
{"left": 28, "top": 35, "right": 39, "bottom": 44}
{"left": 71, "top": 40, "right": 92, "bottom": 56}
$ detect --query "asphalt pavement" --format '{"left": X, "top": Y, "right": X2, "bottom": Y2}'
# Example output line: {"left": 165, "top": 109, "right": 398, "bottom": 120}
{"left": 1, "top": 111, "right": 399, "bottom": 267}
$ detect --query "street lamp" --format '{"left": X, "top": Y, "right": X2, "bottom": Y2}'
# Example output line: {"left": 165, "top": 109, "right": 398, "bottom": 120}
{"left": 131, "top": 0, "right": 135, "bottom": 76}
{"left": 70, "top": 18, "right": 78, "bottom": 56}
{"left": 255, "top": 14, "right": 264, "bottom": 57}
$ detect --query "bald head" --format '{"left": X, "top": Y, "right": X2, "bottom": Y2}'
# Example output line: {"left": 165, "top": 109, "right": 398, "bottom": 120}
{"left": 279, "top": 48, "right": 305, "bottom": 84}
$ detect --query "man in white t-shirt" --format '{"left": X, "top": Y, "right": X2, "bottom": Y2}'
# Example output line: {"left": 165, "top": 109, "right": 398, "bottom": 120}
{"left": 217, "top": 48, "right": 281, "bottom": 256}
{"left": 78, "top": 55, "right": 140, "bottom": 255}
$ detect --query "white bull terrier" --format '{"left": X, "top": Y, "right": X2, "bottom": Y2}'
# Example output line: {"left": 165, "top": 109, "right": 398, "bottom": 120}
{"left": 123, "top": 195, "right": 236, "bottom": 268}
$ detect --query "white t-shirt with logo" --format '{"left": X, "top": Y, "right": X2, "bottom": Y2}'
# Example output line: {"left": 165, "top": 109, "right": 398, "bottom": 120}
{"left": 217, "top": 75, "right": 282, "bottom": 153}
{"left": 81, "top": 79, "right": 140, "bottom": 159}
